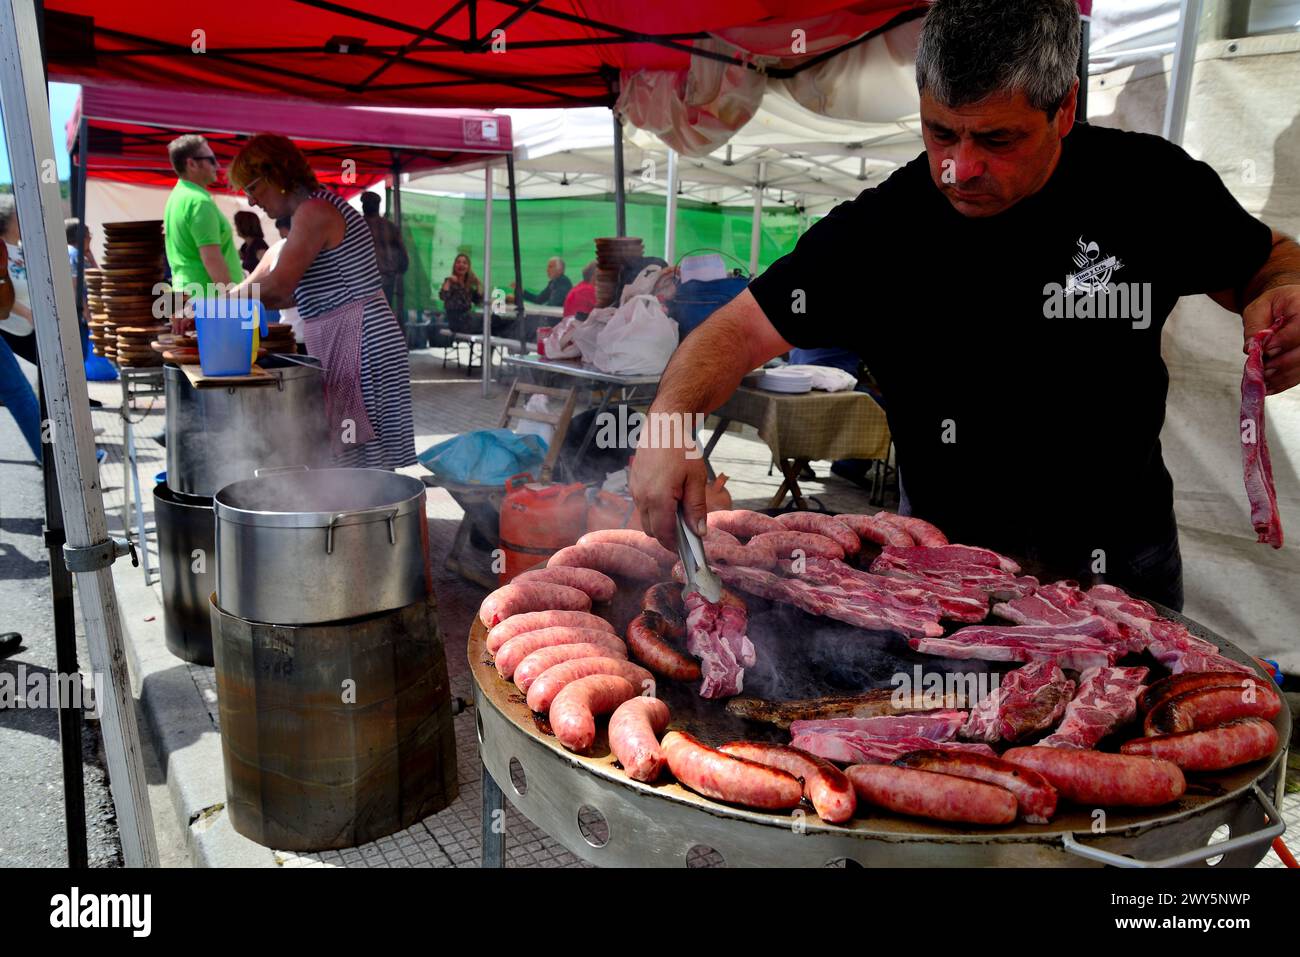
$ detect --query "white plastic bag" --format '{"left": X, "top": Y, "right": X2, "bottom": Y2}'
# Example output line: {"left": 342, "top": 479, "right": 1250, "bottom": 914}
{"left": 514, "top": 393, "right": 555, "bottom": 445}
{"left": 542, "top": 315, "right": 582, "bottom": 359}
{"left": 573, "top": 306, "right": 616, "bottom": 364}
{"left": 620, "top": 264, "right": 664, "bottom": 305}
{"left": 592, "top": 295, "right": 679, "bottom": 376}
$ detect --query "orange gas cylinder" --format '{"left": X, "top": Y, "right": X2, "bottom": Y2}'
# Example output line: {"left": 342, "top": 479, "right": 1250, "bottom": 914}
{"left": 586, "top": 489, "right": 641, "bottom": 532}
{"left": 498, "top": 475, "right": 589, "bottom": 585}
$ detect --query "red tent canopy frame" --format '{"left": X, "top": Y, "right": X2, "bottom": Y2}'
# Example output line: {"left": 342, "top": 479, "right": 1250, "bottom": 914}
{"left": 66, "top": 83, "right": 513, "bottom": 192}
{"left": 43, "top": 1, "right": 933, "bottom": 108}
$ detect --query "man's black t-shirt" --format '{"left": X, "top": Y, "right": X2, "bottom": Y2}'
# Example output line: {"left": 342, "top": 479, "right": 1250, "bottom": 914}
{"left": 749, "top": 123, "right": 1272, "bottom": 570}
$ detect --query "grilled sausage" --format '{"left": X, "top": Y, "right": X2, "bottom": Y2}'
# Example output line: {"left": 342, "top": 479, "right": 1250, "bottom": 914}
{"left": 511, "top": 566, "right": 616, "bottom": 603}
{"left": 846, "top": 764, "right": 1016, "bottom": 825}
{"left": 706, "top": 509, "right": 782, "bottom": 540}
{"left": 485, "top": 610, "right": 615, "bottom": 654}
{"left": 512, "top": 642, "right": 628, "bottom": 694}
{"left": 1001, "top": 747, "right": 1186, "bottom": 807}
{"left": 577, "top": 528, "right": 677, "bottom": 567}
{"left": 720, "top": 741, "right": 857, "bottom": 823}
{"left": 874, "top": 512, "right": 949, "bottom": 546}
{"left": 609, "top": 697, "right": 671, "bottom": 782}
{"left": 775, "top": 512, "right": 861, "bottom": 555}
{"left": 1139, "top": 670, "right": 1273, "bottom": 714}
{"left": 641, "top": 582, "right": 685, "bottom": 638}
{"left": 1122, "top": 718, "right": 1278, "bottom": 771}
{"left": 494, "top": 627, "right": 626, "bottom": 679}
{"left": 548, "top": 543, "right": 660, "bottom": 580}
{"left": 626, "top": 611, "right": 701, "bottom": 681}
{"left": 835, "top": 513, "right": 915, "bottom": 547}
{"left": 550, "top": 675, "right": 638, "bottom": 752}
{"left": 662, "top": 731, "right": 803, "bottom": 810}
{"left": 479, "top": 582, "right": 591, "bottom": 628}
{"left": 527, "top": 657, "right": 656, "bottom": 713}
{"left": 747, "top": 530, "right": 845, "bottom": 561}
{"left": 702, "top": 539, "right": 778, "bottom": 570}
{"left": 1143, "top": 683, "right": 1281, "bottom": 735}
{"left": 893, "top": 749, "right": 1057, "bottom": 824}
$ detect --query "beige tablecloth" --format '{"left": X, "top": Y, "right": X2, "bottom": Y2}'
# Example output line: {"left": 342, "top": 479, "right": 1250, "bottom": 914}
{"left": 710, "top": 386, "right": 890, "bottom": 463}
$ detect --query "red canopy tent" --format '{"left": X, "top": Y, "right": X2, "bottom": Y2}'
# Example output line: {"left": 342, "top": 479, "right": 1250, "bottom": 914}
{"left": 65, "top": 83, "right": 513, "bottom": 192}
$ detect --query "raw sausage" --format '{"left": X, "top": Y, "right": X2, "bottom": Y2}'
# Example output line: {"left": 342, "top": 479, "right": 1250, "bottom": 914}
{"left": 846, "top": 764, "right": 1016, "bottom": 825}
{"left": 577, "top": 528, "right": 677, "bottom": 567}
{"left": 836, "top": 513, "right": 914, "bottom": 547}
{"left": 526, "top": 657, "right": 656, "bottom": 713}
{"left": 511, "top": 566, "right": 616, "bottom": 603}
{"left": 875, "top": 512, "right": 949, "bottom": 546}
{"left": 479, "top": 581, "right": 590, "bottom": 628}
{"left": 775, "top": 512, "right": 861, "bottom": 555}
{"left": 704, "top": 527, "right": 744, "bottom": 547}
{"left": 702, "top": 539, "right": 777, "bottom": 570}
{"left": 486, "top": 610, "right": 614, "bottom": 654}
{"left": 626, "top": 612, "right": 701, "bottom": 681}
{"left": 641, "top": 582, "right": 685, "bottom": 637}
{"left": 720, "top": 741, "right": 857, "bottom": 823}
{"left": 706, "top": 509, "right": 781, "bottom": 540}
{"left": 1122, "top": 718, "right": 1278, "bottom": 771}
{"left": 609, "top": 697, "right": 671, "bottom": 782}
{"left": 1001, "top": 746, "right": 1185, "bottom": 807}
{"left": 661, "top": 731, "right": 803, "bottom": 810}
{"left": 513, "top": 642, "right": 628, "bottom": 694}
{"left": 893, "top": 749, "right": 1057, "bottom": 824}
{"left": 548, "top": 543, "right": 660, "bottom": 580}
{"left": 1143, "top": 684, "right": 1281, "bottom": 735}
{"left": 1139, "top": 670, "right": 1273, "bottom": 714}
{"left": 494, "top": 627, "right": 626, "bottom": 679}
{"left": 747, "top": 530, "right": 845, "bottom": 561}
{"left": 549, "top": 675, "right": 637, "bottom": 752}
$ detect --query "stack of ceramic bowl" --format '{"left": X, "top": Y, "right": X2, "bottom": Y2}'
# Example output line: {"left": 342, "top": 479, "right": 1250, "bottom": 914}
{"left": 100, "top": 221, "right": 166, "bottom": 366}
{"left": 261, "top": 322, "right": 297, "bottom": 355}
{"left": 85, "top": 268, "right": 108, "bottom": 355}
{"left": 593, "top": 236, "right": 644, "bottom": 307}
{"left": 116, "top": 325, "right": 165, "bottom": 368}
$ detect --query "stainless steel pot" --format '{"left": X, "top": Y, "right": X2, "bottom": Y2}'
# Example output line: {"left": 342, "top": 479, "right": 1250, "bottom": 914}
{"left": 165, "top": 354, "right": 331, "bottom": 498}
{"left": 153, "top": 483, "right": 216, "bottom": 664}
{"left": 214, "top": 467, "right": 430, "bottom": 625}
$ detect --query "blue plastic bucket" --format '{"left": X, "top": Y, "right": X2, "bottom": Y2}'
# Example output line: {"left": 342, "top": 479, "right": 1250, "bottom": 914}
{"left": 194, "top": 298, "right": 264, "bottom": 376}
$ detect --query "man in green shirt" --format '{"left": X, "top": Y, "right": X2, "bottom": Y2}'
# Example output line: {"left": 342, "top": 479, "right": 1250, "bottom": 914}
{"left": 163, "top": 134, "right": 242, "bottom": 298}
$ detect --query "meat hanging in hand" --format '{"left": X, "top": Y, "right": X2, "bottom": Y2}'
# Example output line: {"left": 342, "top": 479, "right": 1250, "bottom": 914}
{"left": 1240, "top": 314, "right": 1284, "bottom": 548}
{"left": 683, "top": 589, "right": 754, "bottom": 699}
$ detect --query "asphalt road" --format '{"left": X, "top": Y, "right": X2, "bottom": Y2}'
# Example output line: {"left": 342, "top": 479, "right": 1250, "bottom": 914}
{"left": 0, "top": 364, "right": 122, "bottom": 868}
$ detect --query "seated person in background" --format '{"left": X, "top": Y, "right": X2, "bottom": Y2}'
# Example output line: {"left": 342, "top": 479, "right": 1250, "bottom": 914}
{"left": 233, "top": 210, "right": 269, "bottom": 275}
{"left": 562, "top": 259, "right": 598, "bottom": 318}
{"left": 440, "top": 252, "right": 483, "bottom": 334}
{"left": 510, "top": 256, "right": 571, "bottom": 306}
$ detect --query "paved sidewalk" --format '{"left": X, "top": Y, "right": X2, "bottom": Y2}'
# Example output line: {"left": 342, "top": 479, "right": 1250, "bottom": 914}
{"left": 89, "top": 348, "right": 1299, "bottom": 868}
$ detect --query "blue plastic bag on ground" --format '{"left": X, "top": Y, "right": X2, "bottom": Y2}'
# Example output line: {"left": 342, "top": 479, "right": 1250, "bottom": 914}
{"left": 419, "top": 429, "right": 548, "bottom": 486}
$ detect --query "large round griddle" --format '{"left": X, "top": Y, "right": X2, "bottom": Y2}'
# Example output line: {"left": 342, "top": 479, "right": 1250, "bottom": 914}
{"left": 471, "top": 576, "right": 1289, "bottom": 868}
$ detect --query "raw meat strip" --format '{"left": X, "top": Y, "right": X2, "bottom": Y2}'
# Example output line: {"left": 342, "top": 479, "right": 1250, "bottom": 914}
{"left": 1240, "top": 315, "right": 1284, "bottom": 548}
{"left": 791, "top": 733, "right": 996, "bottom": 765}
{"left": 993, "top": 580, "right": 1098, "bottom": 626}
{"left": 1037, "top": 666, "right": 1150, "bottom": 750}
{"left": 796, "top": 557, "right": 988, "bottom": 622}
{"left": 961, "top": 661, "right": 1076, "bottom": 743}
{"left": 683, "top": 590, "right": 754, "bottom": 699}
{"left": 872, "top": 544, "right": 1021, "bottom": 574}
{"left": 1086, "top": 584, "right": 1255, "bottom": 675}
{"left": 912, "top": 617, "right": 1125, "bottom": 672}
{"left": 789, "top": 711, "right": 968, "bottom": 741}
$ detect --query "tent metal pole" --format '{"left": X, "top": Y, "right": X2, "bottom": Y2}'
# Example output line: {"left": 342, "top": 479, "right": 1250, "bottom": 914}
{"left": 482, "top": 164, "right": 494, "bottom": 396}
{"left": 1163, "top": 0, "right": 1204, "bottom": 145}
{"left": 506, "top": 152, "right": 525, "bottom": 346}
{"left": 612, "top": 109, "right": 626, "bottom": 237}
{"left": 0, "top": 0, "right": 158, "bottom": 867}
{"left": 748, "top": 161, "right": 765, "bottom": 277}
{"left": 391, "top": 153, "right": 406, "bottom": 325}
{"left": 664, "top": 148, "right": 679, "bottom": 263}
{"left": 74, "top": 116, "right": 88, "bottom": 314}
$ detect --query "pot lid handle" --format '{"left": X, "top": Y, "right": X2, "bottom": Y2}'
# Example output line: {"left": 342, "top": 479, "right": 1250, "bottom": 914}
{"left": 326, "top": 506, "right": 399, "bottom": 554}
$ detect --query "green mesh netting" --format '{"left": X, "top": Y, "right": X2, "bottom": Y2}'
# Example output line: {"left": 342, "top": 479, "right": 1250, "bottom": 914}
{"left": 395, "top": 191, "right": 808, "bottom": 314}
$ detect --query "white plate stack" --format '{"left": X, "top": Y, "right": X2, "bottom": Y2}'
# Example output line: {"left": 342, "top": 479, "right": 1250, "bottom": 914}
{"left": 758, "top": 368, "right": 814, "bottom": 394}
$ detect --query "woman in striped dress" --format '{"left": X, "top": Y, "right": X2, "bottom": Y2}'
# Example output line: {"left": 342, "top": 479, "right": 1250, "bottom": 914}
{"left": 228, "top": 134, "right": 415, "bottom": 470}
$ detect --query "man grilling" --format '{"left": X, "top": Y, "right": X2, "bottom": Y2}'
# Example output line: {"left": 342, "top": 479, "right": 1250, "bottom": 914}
{"left": 631, "top": 0, "right": 1300, "bottom": 610}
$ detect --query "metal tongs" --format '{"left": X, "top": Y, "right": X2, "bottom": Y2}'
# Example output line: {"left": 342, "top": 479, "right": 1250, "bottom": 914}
{"left": 675, "top": 503, "right": 722, "bottom": 603}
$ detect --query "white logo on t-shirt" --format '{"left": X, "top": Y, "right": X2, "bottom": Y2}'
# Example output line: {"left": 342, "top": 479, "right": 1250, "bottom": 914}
{"left": 1065, "top": 236, "right": 1123, "bottom": 293}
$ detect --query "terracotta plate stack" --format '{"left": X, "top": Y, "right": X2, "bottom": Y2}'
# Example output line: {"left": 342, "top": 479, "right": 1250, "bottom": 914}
{"left": 594, "top": 236, "right": 644, "bottom": 307}
{"left": 85, "top": 268, "right": 109, "bottom": 356}
{"left": 100, "top": 220, "right": 166, "bottom": 366}
{"left": 152, "top": 331, "right": 200, "bottom": 365}
{"left": 261, "top": 322, "right": 297, "bottom": 355}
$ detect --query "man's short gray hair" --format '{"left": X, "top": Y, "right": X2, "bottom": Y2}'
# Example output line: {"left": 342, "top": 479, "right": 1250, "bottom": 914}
{"left": 916, "top": 0, "right": 1081, "bottom": 116}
